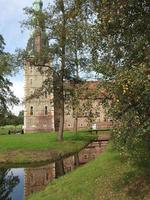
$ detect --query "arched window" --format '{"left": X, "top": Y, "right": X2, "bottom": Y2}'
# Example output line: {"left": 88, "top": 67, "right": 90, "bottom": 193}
{"left": 30, "top": 106, "right": 33, "bottom": 115}
{"left": 45, "top": 106, "right": 48, "bottom": 115}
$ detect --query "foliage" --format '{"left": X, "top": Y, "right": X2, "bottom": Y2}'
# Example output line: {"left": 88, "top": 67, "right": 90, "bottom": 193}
{"left": 17, "top": 110, "right": 24, "bottom": 124}
{"left": 85, "top": 0, "right": 150, "bottom": 164}
{"left": 0, "top": 34, "right": 19, "bottom": 120}
{"left": 0, "top": 111, "right": 24, "bottom": 127}
{"left": 65, "top": 80, "right": 101, "bottom": 132}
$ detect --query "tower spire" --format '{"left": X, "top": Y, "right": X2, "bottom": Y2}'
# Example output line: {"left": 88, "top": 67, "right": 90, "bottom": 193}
{"left": 27, "top": 0, "right": 48, "bottom": 54}
{"left": 33, "top": 0, "right": 43, "bottom": 11}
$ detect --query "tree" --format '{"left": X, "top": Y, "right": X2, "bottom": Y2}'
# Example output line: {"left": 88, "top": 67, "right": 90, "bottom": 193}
{"left": 22, "top": 0, "right": 90, "bottom": 140}
{"left": 18, "top": 110, "right": 24, "bottom": 125}
{"left": 65, "top": 80, "right": 100, "bottom": 134}
{"left": 64, "top": 2, "right": 92, "bottom": 134}
{"left": 0, "top": 111, "right": 24, "bottom": 126}
{"left": 88, "top": 0, "right": 150, "bottom": 164}
{"left": 0, "top": 35, "right": 19, "bottom": 122}
{"left": 0, "top": 169, "right": 19, "bottom": 200}
{"left": 46, "top": 0, "right": 91, "bottom": 139}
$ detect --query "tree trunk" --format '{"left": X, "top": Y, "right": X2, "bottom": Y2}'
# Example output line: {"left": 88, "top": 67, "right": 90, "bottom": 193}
{"left": 53, "top": 74, "right": 61, "bottom": 134}
{"left": 53, "top": 75, "right": 59, "bottom": 132}
{"left": 55, "top": 159, "right": 65, "bottom": 178}
{"left": 53, "top": 73, "right": 64, "bottom": 141}
{"left": 57, "top": 42, "right": 65, "bottom": 141}
{"left": 74, "top": 113, "right": 78, "bottom": 135}
{"left": 74, "top": 153, "right": 80, "bottom": 166}
{"left": 57, "top": 89, "right": 64, "bottom": 141}
{"left": 56, "top": 0, "right": 66, "bottom": 141}
{"left": 74, "top": 47, "right": 79, "bottom": 135}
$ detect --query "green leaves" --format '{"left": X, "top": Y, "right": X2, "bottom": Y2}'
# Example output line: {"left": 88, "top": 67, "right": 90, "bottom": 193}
{"left": 91, "top": 1, "right": 150, "bottom": 164}
{"left": 0, "top": 35, "right": 19, "bottom": 117}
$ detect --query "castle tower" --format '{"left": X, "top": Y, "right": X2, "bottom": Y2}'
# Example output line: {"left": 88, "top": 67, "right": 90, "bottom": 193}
{"left": 24, "top": 0, "right": 54, "bottom": 133}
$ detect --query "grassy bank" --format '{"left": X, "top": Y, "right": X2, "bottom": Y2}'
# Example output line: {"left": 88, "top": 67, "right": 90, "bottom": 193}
{"left": 27, "top": 146, "right": 150, "bottom": 200}
{"left": 0, "top": 132, "right": 96, "bottom": 165}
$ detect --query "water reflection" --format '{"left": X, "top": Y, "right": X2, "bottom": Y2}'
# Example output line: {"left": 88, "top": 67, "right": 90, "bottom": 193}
{"left": 24, "top": 163, "right": 55, "bottom": 197}
{"left": 0, "top": 139, "right": 109, "bottom": 200}
{"left": 55, "top": 160, "right": 65, "bottom": 178}
{"left": 0, "top": 168, "right": 20, "bottom": 200}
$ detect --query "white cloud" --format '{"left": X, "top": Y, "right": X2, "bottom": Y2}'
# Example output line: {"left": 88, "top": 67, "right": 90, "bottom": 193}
{"left": 12, "top": 80, "right": 24, "bottom": 100}
{"left": 11, "top": 80, "right": 24, "bottom": 115}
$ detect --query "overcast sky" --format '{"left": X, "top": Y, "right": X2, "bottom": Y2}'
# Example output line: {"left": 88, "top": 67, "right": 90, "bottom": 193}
{"left": 0, "top": 0, "right": 51, "bottom": 114}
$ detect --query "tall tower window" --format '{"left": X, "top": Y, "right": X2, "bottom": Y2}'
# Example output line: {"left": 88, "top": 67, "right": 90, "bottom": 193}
{"left": 30, "top": 106, "right": 34, "bottom": 115}
{"left": 45, "top": 106, "right": 48, "bottom": 115}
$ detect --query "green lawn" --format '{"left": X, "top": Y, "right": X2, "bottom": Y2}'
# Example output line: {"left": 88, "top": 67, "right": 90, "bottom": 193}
{"left": 27, "top": 146, "right": 150, "bottom": 200}
{"left": 0, "top": 132, "right": 96, "bottom": 151}
{"left": 0, "top": 125, "right": 22, "bottom": 135}
{"left": 0, "top": 132, "right": 96, "bottom": 165}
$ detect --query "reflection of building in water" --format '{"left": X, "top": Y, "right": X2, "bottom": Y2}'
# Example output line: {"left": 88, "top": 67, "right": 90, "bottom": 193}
{"left": 24, "top": 157, "right": 77, "bottom": 197}
{"left": 24, "top": 163, "right": 55, "bottom": 197}
{"left": 63, "top": 155, "right": 76, "bottom": 173}
{"left": 78, "top": 140, "right": 108, "bottom": 164}
{"left": 24, "top": 139, "right": 109, "bottom": 197}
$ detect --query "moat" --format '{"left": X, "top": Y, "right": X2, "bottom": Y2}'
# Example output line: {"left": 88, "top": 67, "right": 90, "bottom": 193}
{"left": 0, "top": 137, "right": 109, "bottom": 200}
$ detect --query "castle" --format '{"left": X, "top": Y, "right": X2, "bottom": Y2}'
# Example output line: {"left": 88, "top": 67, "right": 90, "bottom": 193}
{"left": 24, "top": 0, "right": 112, "bottom": 133}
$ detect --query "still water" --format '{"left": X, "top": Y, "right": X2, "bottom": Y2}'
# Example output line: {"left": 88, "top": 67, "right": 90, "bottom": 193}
{"left": 0, "top": 139, "right": 109, "bottom": 200}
